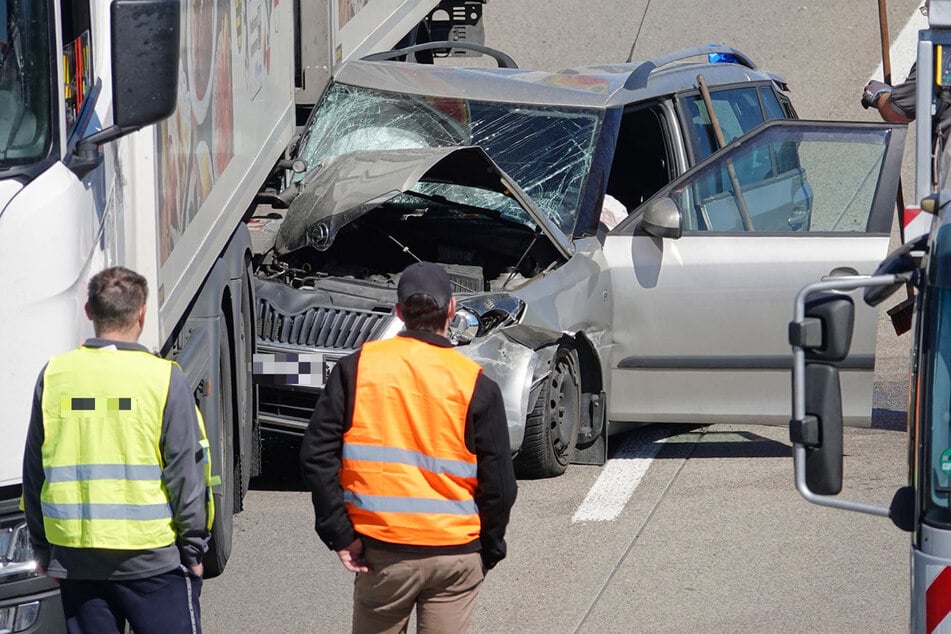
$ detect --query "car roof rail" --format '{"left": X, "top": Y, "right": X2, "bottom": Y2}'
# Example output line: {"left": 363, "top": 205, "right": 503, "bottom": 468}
{"left": 623, "top": 46, "right": 757, "bottom": 91}
{"left": 361, "top": 41, "right": 519, "bottom": 69}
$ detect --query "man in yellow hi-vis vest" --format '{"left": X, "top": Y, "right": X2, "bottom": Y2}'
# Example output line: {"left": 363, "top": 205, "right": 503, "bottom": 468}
{"left": 301, "top": 261, "right": 517, "bottom": 633}
{"left": 21, "top": 266, "right": 212, "bottom": 634}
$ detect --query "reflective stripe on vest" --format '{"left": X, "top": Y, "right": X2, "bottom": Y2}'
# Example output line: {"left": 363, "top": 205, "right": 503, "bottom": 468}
{"left": 343, "top": 337, "right": 482, "bottom": 547}
{"left": 40, "top": 347, "right": 177, "bottom": 549}
{"left": 196, "top": 409, "right": 217, "bottom": 531}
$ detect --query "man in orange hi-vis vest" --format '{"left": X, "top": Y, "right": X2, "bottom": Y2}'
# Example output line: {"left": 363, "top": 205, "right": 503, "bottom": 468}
{"left": 300, "top": 261, "right": 517, "bottom": 633}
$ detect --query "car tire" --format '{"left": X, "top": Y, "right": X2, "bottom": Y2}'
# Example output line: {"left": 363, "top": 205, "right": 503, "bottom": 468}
{"left": 513, "top": 345, "right": 580, "bottom": 479}
{"left": 204, "top": 318, "right": 235, "bottom": 579}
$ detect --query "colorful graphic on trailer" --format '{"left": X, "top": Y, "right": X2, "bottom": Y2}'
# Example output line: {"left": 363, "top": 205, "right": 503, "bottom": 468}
{"left": 155, "top": 0, "right": 275, "bottom": 265}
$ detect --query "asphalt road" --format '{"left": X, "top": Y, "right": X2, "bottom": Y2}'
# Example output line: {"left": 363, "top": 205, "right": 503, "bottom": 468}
{"left": 203, "top": 2, "right": 923, "bottom": 632}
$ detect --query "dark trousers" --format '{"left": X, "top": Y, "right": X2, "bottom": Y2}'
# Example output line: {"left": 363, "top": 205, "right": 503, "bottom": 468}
{"left": 59, "top": 565, "right": 202, "bottom": 634}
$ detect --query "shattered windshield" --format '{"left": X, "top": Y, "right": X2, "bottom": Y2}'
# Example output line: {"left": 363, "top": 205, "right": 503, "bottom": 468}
{"left": 297, "top": 82, "right": 602, "bottom": 235}
{"left": 0, "top": 0, "right": 52, "bottom": 170}
{"left": 402, "top": 182, "right": 532, "bottom": 225}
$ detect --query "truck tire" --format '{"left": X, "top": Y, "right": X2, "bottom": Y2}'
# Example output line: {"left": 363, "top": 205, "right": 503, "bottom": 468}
{"left": 513, "top": 346, "right": 580, "bottom": 479}
{"left": 204, "top": 319, "right": 235, "bottom": 578}
{"left": 235, "top": 265, "right": 256, "bottom": 508}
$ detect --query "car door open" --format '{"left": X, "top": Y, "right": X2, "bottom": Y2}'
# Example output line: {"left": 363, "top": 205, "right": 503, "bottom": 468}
{"left": 604, "top": 120, "right": 906, "bottom": 427}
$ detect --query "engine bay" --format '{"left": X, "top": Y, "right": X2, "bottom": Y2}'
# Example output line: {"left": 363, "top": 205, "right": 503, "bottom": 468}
{"left": 254, "top": 195, "right": 564, "bottom": 297}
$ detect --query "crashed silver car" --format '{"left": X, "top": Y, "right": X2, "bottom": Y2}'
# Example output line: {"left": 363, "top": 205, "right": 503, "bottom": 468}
{"left": 250, "top": 46, "right": 906, "bottom": 478}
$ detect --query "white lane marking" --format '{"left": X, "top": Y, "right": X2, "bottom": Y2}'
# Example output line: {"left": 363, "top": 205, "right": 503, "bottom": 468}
{"left": 869, "top": 10, "right": 928, "bottom": 84}
{"left": 571, "top": 426, "right": 670, "bottom": 523}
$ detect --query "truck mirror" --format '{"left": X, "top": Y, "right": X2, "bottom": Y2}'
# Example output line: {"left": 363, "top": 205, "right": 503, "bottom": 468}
{"left": 111, "top": 0, "right": 180, "bottom": 129}
{"left": 803, "top": 363, "right": 844, "bottom": 495}
{"left": 788, "top": 294, "right": 854, "bottom": 363}
{"left": 864, "top": 233, "right": 926, "bottom": 306}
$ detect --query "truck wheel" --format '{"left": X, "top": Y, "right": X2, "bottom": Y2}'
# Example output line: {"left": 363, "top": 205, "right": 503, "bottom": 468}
{"left": 513, "top": 346, "right": 580, "bottom": 479}
{"left": 204, "top": 320, "right": 235, "bottom": 578}
{"left": 235, "top": 264, "right": 256, "bottom": 508}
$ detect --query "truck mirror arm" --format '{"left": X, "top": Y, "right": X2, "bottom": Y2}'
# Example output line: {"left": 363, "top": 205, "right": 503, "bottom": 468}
{"left": 888, "top": 486, "right": 915, "bottom": 532}
{"left": 792, "top": 444, "right": 892, "bottom": 517}
{"left": 69, "top": 125, "right": 139, "bottom": 180}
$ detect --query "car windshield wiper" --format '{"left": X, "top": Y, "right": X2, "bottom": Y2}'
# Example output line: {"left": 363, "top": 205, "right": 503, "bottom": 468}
{"left": 401, "top": 189, "right": 503, "bottom": 220}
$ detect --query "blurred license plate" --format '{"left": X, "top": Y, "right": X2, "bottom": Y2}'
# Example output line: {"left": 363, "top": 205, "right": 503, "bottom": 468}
{"left": 253, "top": 352, "right": 340, "bottom": 388}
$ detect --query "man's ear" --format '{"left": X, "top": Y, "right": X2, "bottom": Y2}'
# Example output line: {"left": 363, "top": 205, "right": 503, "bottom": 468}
{"left": 136, "top": 304, "right": 147, "bottom": 328}
{"left": 84, "top": 302, "right": 93, "bottom": 321}
{"left": 443, "top": 297, "right": 456, "bottom": 331}
{"left": 395, "top": 304, "right": 404, "bottom": 321}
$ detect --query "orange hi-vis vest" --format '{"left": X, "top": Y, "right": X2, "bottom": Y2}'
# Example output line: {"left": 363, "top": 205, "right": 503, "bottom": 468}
{"left": 343, "top": 336, "right": 482, "bottom": 547}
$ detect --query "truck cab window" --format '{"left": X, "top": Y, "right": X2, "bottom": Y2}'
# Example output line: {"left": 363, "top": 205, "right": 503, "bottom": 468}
{"left": 924, "top": 285, "right": 951, "bottom": 525}
{"left": 0, "top": 0, "right": 52, "bottom": 169}
{"left": 61, "top": 0, "right": 91, "bottom": 136}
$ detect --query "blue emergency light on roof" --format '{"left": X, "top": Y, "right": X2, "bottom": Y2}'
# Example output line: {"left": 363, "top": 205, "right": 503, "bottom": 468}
{"left": 706, "top": 44, "right": 738, "bottom": 64}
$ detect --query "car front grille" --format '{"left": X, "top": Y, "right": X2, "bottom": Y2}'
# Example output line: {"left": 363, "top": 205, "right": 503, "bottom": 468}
{"left": 256, "top": 300, "right": 390, "bottom": 349}
{"left": 258, "top": 385, "right": 318, "bottom": 430}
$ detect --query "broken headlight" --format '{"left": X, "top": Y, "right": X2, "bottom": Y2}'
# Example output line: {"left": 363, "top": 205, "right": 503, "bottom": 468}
{"left": 449, "top": 294, "right": 525, "bottom": 345}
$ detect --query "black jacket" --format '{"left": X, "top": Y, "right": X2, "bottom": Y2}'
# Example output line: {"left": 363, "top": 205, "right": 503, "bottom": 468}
{"left": 299, "top": 330, "right": 517, "bottom": 570}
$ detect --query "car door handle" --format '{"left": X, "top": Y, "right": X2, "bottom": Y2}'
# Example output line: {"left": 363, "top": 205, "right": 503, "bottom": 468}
{"left": 820, "top": 266, "right": 860, "bottom": 281}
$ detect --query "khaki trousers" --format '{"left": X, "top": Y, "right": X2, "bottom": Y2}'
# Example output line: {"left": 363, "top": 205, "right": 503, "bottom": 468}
{"left": 352, "top": 546, "right": 485, "bottom": 634}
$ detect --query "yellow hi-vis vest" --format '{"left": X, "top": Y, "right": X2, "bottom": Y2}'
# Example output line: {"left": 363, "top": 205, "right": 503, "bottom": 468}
{"left": 342, "top": 337, "right": 482, "bottom": 547}
{"left": 39, "top": 346, "right": 212, "bottom": 549}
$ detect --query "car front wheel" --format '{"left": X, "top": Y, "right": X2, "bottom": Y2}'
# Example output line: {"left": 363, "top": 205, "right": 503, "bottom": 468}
{"left": 513, "top": 345, "right": 580, "bottom": 479}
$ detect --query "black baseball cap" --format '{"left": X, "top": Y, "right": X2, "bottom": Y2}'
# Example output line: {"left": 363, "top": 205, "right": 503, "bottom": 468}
{"left": 397, "top": 262, "right": 452, "bottom": 310}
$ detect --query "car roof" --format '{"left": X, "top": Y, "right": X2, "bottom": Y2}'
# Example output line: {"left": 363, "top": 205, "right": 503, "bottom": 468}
{"left": 332, "top": 46, "right": 788, "bottom": 110}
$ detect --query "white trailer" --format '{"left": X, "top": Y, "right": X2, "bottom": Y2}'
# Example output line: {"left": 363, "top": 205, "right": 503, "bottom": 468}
{"left": 0, "top": 1, "right": 479, "bottom": 630}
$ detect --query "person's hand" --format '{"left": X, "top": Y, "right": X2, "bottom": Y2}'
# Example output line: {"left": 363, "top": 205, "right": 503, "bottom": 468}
{"left": 862, "top": 80, "right": 892, "bottom": 109}
{"left": 336, "top": 538, "right": 369, "bottom": 573}
{"left": 190, "top": 562, "right": 204, "bottom": 578}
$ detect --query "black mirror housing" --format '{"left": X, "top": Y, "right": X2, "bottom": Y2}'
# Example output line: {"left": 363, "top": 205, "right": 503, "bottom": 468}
{"left": 864, "top": 233, "right": 927, "bottom": 306}
{"left": 791, "top": 294, "right": 854, "bottom": 363}
{"left": 803, "top": 363, "right": 844, "bottom": 495}
{"left": 111, "top": 0, "right": 180, "bottom": 129}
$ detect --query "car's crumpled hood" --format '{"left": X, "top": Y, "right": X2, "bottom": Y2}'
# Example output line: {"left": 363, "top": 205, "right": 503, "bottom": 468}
{"left": 274, "top": 146, "right": 572, "bottom": 256}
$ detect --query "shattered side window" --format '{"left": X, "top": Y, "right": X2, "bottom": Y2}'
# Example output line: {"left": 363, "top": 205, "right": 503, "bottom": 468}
{"left": 297, "top": 83, "right": 601, "bottom": 235}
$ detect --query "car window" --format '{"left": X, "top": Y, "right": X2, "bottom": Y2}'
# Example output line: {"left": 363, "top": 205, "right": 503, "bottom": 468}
{"left": 759, "top": 86, "right": 786, "bottom": 121}
{"left": 682, "top": 86, "right": 784, "bottom": 162}
{"left": 296, "top": 83, "right": 602, "bottom": 236}
{"left": 664, "top": 123, "right": 893, "bottom": 233}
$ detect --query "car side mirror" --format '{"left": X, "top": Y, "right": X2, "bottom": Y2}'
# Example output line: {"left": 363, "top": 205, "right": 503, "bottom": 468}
{"left": 640, "top": 197, "right": 683, "bottom": 239}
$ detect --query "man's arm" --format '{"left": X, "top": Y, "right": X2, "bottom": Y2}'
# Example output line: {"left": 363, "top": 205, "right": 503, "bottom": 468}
{"left": 161, "top": 366, "right": 209, "bottom": 572}
{"left": 22, "top": 369, "right": 50, "bottom": 572}
{"left": 299, "top": 353, "right": 359, "bottom": 552}
{"left": 467, "top": 373, "right": 517, "bottom": 571}
{"left": 864, "top": 64, "right": 917, "bottom": 123}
